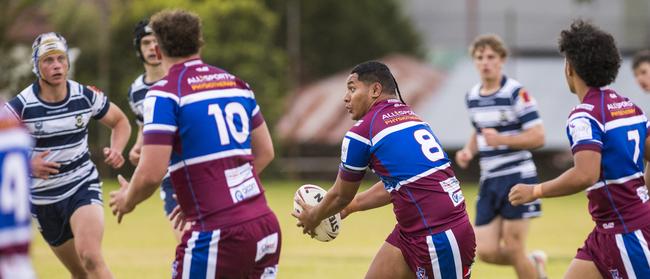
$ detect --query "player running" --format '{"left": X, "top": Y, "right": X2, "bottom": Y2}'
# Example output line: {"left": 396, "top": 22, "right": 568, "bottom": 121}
{"left": 293, "top": 61, "right": 476, "bottom": 279}
{"left": 109, "top": 9, "right": 281, "bottom": 278}
{"left": 126, "top": 18, "right": 184, "bottom": 241}
{"left": 510, "top": 20, "right": 650, "bottom": 278}
{"left": 455, "top": 34, "right": 547, "bottom": 279}
{"left": 2, "top": 32, "right": 131, "bottom": 278}
{"left": 0, "top": 101, "right": 35, "bottom": 279}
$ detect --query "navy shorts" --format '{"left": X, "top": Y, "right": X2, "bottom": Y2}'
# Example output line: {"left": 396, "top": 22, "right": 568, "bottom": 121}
{"left": 475, "top": 172, "right": 541, "bottom": 226}
{"left": 160, "top": 176, "right": 178, "bottom": 216}
{"left": 31, "top": 182, "right": 103, "bottom": 247}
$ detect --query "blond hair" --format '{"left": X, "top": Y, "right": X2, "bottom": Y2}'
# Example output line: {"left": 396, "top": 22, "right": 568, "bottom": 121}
{"left": 469, "top": 34, "right": 508, "bottom": 58}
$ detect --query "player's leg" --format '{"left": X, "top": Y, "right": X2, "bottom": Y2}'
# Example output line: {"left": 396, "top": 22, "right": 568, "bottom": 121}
{"left": 564, "top": 259, "right": 602, "bottom": 279}
{"left": 474, "top": 176, "right": 507, "bottom": 265}
{"left": 160, "top": 177, "right": 183, "bottom": 242}
{"left": 50, "top": 240, "right": 87, "bottom": 278}
{"left": 69, "top": 204, "right": 113, "bottom": 278}
{"left": 32, "top": 200, "right": 87, "bottom": 278}
{"left": 502, "top": 219, "right": 536, "bottom": 278}
{"left": 474, "top": 217, "right": 508, "bottom": 264}
{"left": 365, "top": 241, "right": 413, "bottom": 279}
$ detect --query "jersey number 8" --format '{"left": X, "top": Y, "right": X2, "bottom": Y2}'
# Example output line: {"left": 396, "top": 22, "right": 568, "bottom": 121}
{"left": 413, "top": 129, "right": 445, "bottom": 162}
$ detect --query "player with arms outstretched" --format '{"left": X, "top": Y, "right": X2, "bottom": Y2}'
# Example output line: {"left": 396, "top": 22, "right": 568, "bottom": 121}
{"left": 510, "top": 20, "right": 650, "bottom": 278}
{"left": 293, "top": 61, "right": 476, "bottom": 279}
{"left": 0, "top": 102, "right": 35, "bottom": 279}
{"left": 2, "top": 32, "right": 130, "bottom": 278}
{"left": 109, "top": 9, "right": 280, "bottom": 279}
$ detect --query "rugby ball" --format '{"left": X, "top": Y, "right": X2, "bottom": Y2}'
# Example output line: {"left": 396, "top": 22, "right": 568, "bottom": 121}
{"left": 293, "top": 184, "right": 342, "bottom": 242}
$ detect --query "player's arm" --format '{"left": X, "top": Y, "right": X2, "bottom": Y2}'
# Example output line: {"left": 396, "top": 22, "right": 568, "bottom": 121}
{"left": 250, "top": 122, "right": 274, "bottom": 175}
{"left": 482, "top": 123, "right": 545, "bottom": 150}
{"left": 509, "top": 150, "right": 600, "bottom": 205}
{"left": 129, "top": 125, "right": 144, "bottom": 166}
{"left": 110, "top": 144, "right": 171, "bottom": 223}
{"left": 340, "top": 181, "right": 390, "bottom": 219}
{"left": 455, "top": 131, "right": 478, "bottom": 169}
{"left": 294, "top": 175, "right": 362, "bottom": 234}
{"left": 98, "top": 103, "right": 132, "bottom": 168}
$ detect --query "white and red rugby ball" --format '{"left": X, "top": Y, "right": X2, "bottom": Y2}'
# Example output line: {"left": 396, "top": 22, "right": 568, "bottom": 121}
{"left": 293, "top": 184, "right": 342, "bottom": 242}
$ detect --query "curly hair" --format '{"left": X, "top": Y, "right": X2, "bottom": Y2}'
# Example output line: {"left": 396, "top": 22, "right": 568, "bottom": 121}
{"left": 558, "top": 20, "right": 621, "bottom": 87}
{"left": 469, "top": 34, "right": 508, "bottom": 59}
{"left": 149, "top": 9, "right": 203, "bottom": 58}
{"left": 632, "top": 49, "right": 650, "bottom": 70}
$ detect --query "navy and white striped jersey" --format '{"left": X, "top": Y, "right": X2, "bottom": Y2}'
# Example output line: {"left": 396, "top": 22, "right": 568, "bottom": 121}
{"left": 127, "top": 74, "right": 154, "bottom": 125}
{"left": 465, "top": 76, "right": 542, "bottom": 179}
{"left": 2, "top": 81, "right": 109, "bottom": 205}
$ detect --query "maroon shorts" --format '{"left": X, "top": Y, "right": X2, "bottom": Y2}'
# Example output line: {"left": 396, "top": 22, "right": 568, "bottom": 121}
{"left": 386, "top": 221, "right": 476, "bottom": 279}
{"left": 576, "top": 225, "right": 650, "bottom": 279}
{"left": 172, "top": 213, "right": 281, "bottom": 279}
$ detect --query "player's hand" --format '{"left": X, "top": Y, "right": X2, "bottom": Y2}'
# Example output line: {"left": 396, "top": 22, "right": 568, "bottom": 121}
{"left": 509, "top": 183, "right": 536, "bottom": 206}
{"left": 291, "top": 198, "right": 318, "bottom": 237}
{"left": 109, "top": 175, "right": 134, "bottom": 223}
{"left": 481, "top": 128, "right": 502, "bottom": 147}
{"left": 31, "top": 150, "right": 60, "bottom": 179}
{"left": 455, "top": 148, "right": 473, "bottom": 169}
{"left": 104, "top": 147, "right": 125, "bottom": 169}
{"left": 128, "top": 145, "right": 141, "bottom": 166}
{"left": 169, "top": 204, "right": 188, "bottom": 230}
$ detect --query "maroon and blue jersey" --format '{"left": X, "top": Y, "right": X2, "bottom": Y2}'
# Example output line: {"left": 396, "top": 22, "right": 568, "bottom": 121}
{"left": 142, "top": 59, "right": 272, "bottom": 231}
{"left": 0, "top": 105, "right": 35, "bottom": 278}
{"left": 566, "top": 88, "right": 650, "bottom": 234}
{"left": 339, "top": 99, "right": 469, "bottom": 236}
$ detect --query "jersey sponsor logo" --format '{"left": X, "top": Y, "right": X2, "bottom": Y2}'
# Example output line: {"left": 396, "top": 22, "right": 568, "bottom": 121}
{"left": 190, "top": 80, "right": 237, "bottom": 91}
{"left": 602, "top": 222, "right": 615, "bottom": 229}
{"left": 569, "top": 118, "right": 592, "bottom": 142}
{"left": 46, "top": 107, "right": 69, "bottom": 114}
{"left": 440, "top": 177, "right": 464, "bottom": 206}
{"left": 187, "top": 73, "right": 235, "bottom": 84}
{"left": 382, "top": 109, "right": 420, "bottom": 124}
{"left": 229, "top": 178, "right": 261, "bottom": 203}
{"left": 255, "top": 233, "right": 279, "bottom": 262}
{"left": 637, "top": 185, "right": 649, "bottom": 203}
{"left": 607, "top": 101, "right": 636, "bottom": 117}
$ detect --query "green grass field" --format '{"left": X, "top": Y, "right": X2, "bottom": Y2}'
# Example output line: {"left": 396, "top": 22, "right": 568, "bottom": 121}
{"left": 32, "top": 180, "right": 593, "bottom": 278}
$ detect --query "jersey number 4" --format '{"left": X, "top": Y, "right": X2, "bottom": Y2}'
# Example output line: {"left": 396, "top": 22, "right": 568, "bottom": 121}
{"left": 208, "top": 103, "right": 249, "bottom": 145}
{"left": 1, "top": 153, "right": 30, "bottom": 222}
{"left": 413, "top": 129, "right": 445, "bottom": 162}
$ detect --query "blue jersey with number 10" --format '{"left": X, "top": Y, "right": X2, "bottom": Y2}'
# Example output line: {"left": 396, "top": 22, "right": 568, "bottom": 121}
{"left": 142, "top": 59, "right": 272, "bottom": 230}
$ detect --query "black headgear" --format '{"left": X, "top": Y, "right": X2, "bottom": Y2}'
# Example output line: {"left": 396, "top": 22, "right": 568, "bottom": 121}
{"left": 133, "top": 19, "right": 153, "bottom": 62}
